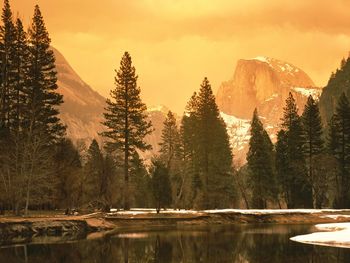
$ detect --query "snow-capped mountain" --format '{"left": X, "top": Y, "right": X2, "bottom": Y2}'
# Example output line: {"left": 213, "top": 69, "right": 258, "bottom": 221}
{"left": 217, "top": 56, "right": 322, "bottom": 164}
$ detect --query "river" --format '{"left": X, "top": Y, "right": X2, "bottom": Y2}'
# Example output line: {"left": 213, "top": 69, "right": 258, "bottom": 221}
{"left": 0, "top": 224, "right": 349, "bottom": 262}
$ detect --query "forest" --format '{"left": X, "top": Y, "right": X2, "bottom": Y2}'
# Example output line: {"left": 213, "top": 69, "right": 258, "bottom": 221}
{"left": 0, "top": 0, "right": 350, "bottom": 215}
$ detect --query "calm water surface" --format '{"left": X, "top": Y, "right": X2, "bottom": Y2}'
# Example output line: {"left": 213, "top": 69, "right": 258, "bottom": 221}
{"left": 1, "top": 224, "right": 350, "bottom": 262}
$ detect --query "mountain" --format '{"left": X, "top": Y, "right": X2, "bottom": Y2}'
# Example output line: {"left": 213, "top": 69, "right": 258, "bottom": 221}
{"left": 217, "top": 56, "right": 322, "bottom": 164}
{"left": 53, "top": 47, "right": 106, "bottom": 143}
{"left": 53, "top": 47, "right": 168, "bottom": 155}
{"left": 54, "top": 49, "right": 321, "bottom": 165}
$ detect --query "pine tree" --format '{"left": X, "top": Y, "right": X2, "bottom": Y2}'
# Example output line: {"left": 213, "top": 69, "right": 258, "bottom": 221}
{"left": 0, "top": 0, "right": 16, "bottom": 212}
{"left": 102, "top": 52, "right": 153, "bottom": 210}
{"left": 197, "top": 78, "right": 234, "bottom": 208}
{"left": 21, "top": 5, "right": 65, "bottom": 214}
{"left": 275, "top": 130, "right": 290, "bottom": 206}
{"left": 9, "top": 18, "right": 28, "bottom": 132}
{"left": 159, "top": 111, "right": 181, "bottom": 167}
{"left": 84, "top": 139, "right": 104, "bottom": 203}
{"left": 180, "top": 92, "right": 200, "bottom": 207}
{"left": 25, "top": 5, "right": 65, "bottom": 141}
{"left": 150, "top": 159, "right": 172, "bottom": 213}
{"left": 159, "top": 110, "right": 183, "bottom": 207}
{"left": 328, "top": 93, "right": 350, "bottom": 208}
{"left": 0, "top": 0, "right": 15, "bottom": 129}
{"left": 181, "top": 78, "right": 235, "bottom": 209}
{"left": 53, "top": 139, "right": 82, "bottom": 209}
{"left": 301, "top": 95, "right": 324, "bottom": 207}
{"left": 279, "top": 92, "right": 312, "bottom": 208}
{"left": 101, "top": 153, "right": 118, "bottom": 211}
{"left": 247, "top": 109, "right": 276, "bottom": 208}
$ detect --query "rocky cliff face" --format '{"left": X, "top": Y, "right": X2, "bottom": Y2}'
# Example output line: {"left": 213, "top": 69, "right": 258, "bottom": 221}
{"left": 217, "top": 56, "right": 316, "bottom": 119}
{"left": 217, "top": 56, "right": 322, "bottom": 164}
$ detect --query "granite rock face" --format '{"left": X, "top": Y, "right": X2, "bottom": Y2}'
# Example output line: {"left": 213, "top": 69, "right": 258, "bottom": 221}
{"left": 217, "top": 56, "right": 316, "bottom": 119}
{"left": 216, "top": 57, "right": 322, "bottom": 164}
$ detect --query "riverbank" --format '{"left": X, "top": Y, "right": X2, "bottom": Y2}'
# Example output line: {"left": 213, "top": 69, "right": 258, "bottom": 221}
{"left": 1, "top": 209, "right": 350, "bottom": 246}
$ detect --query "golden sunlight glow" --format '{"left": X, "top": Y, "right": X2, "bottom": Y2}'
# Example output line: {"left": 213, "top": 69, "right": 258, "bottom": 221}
{"left": 11, "top": 0, "right": 350, "bottom": 113}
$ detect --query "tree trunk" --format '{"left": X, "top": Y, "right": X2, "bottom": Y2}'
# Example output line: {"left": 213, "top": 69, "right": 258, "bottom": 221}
{"left": 124, "top": 116, "right": 130, "bottom": 210}
{"left": 24, "top": 183, "right": 30, "bottom": 215}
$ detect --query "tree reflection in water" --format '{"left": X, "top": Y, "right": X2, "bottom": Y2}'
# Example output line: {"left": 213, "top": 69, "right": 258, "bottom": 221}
{"left": 1, "top": 225, "right": 350, "bottom": 263}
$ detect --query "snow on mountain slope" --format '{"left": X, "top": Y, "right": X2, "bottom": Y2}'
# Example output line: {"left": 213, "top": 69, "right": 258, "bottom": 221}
{"left": 217, "top": 56, "right": 322, "bottom": 164}
{"left": 220, "top": 112, "right": 250, "bottom": 151}
{"left": 221, "top": 112, "right": 278, "bottom": 164}
{"left": 292, "top": 87, "right": 322, "bottom": 98}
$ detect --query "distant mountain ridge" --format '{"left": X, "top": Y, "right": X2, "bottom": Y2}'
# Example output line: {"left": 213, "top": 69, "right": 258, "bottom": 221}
{"left": 53, "top": 47, "right": 106, "bottom": 143}
{"left": 53, "top": 47, "right": 168, "bottom": 154}
{"left": 53, "top": 49, "right": 322, "bottom": 164}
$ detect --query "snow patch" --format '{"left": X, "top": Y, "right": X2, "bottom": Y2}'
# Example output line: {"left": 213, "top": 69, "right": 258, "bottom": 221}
{"left": 291, "top": 87, "right": 322, "bottom": 98}
{"left": 291, "top": 222, "right": 350, "bottom": 248}
{"left": 252, "top": 56, "right": 270, "bottom": 63}
{"left": 204, "top": 209, "right": 350, "bottom": 215}
{"left": 220, "top": 112, "right": 251, "bottom": 152}
{"left": 108, "top": 208, "right": 200, "bottom": 215}
{"left": 264, "top": 93, "right": 279, "bottom": 102}
{"left": 147, "top": 105, "right": 169, "bottom": 113}
{"left": 250, "top": 56, "right": 301, "bottom": 75}
{"left": 110, "top": 208, "right": 350, "bottom": 216}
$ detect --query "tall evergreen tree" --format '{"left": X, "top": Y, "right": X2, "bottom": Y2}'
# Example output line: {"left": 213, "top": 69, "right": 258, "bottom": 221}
{"left": 84, "top": 139, "right": 104, "bottom": 202}
{"left": 180, "top": 92, "right": 200, "bottom": 207}
{"left": 279, "top": 92, "right": 312, "bottom": 208}
{"left": 0, "top": 0, "right": 16, "bottom": 212}
{"left": 247, "top": 109, "right": 276, "bottom": 208}
{"left": 21, "top": 5, "right": 65, "bottom": 214}
{"left": 301, "top": 95, "right": 324, "bottom": 207}
{"left": 0, "top": 0, "right": 15, "bottom": 129}
{"left": 159, "top": 110, "right": 183, "bottom": 207}
{"left": 159, "top": 111, "right": 181, "bottom": 167}
{"left": 275, "top": 130, "right": 290, "bottom": 206}
{"left": 53, "top": 139, "right": 82, "bottom": 209}
{"left": 328, "top": 93, "right": 350, "bottom": 208}
{"left": 102, "top": 52, "right": 153, "bottom": 210}
{"left": 9, "top": 18, "right": 28, "bottom": 132}
{"left": 181, "top": 78, "right": 235, "bottom": 209}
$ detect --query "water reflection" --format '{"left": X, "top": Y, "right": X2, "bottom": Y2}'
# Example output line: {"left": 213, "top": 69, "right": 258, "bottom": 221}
{"left": 1, "top": 225, "right": 350, "bottom": 263}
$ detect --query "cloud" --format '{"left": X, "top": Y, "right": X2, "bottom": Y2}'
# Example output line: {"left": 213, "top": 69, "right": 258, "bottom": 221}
{"left": 9, "top": 0, "right": 350, "bottom": 113}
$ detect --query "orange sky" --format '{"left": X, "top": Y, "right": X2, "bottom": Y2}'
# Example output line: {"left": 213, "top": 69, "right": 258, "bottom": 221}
{"left": 11, "top": 0, "right": 350, "bottom": 113}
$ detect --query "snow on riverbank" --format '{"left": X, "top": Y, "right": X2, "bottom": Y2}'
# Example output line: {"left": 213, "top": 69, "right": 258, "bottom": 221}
{"left": 108, "top": 208, "right": 350, "bottom": 216}
{"left": 290, "top": 222, "right": 350, "bottom": 248}
{"left": 204, "top": 209, "right": 350, "bottom": 214}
